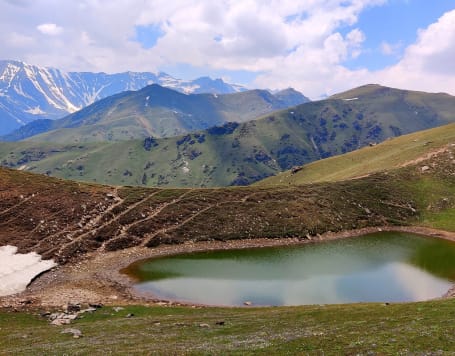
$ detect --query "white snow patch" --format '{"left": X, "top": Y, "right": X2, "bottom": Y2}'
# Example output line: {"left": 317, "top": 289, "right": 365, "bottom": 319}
{"left": 342, "top": 97, "right": 359, "bottom": 101}
{"left": 213, "top": 94, "right": 218, "bottom": 98}
{"left": 0, "top": 245, "right": 57, "bottom": 297}
{"left": 25, "top": 106, "right": 46, "bottom": 115}
{"left": 182, "top": 160, "right": 190, "bottom": 174}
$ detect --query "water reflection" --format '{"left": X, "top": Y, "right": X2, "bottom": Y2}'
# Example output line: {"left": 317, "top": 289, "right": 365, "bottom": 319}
{"left": 125, "top": 232, "right": 455, "bottom": 306}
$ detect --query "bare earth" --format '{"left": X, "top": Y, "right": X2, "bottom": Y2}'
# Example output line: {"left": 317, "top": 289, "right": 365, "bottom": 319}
{"left": 1, "top": 225, "right": 454, "bottom": 309}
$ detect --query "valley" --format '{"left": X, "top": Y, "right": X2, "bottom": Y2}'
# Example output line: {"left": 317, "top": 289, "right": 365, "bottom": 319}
{"left": 1, "top": 122, "right": 454, "bottom": 300}
{"left": 1, "top": 79, "right": 455, "bottom": 355}
{"left": 3, "top": 2, "right": 455, "bottom": 354}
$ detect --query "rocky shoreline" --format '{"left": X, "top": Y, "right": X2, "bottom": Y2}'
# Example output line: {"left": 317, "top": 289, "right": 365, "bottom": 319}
{"left": 1, "top": 225, "right": 455, "bottom": 309}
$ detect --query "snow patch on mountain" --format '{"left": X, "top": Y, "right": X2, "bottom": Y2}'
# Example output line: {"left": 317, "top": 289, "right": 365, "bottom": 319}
{"left": 0, "top": 59, "right": 248, "bottom": 136}
{"left": 0, "top": 245, "right": 56, "bottom": 297}
{"left": 25, "top": 106, "right": 46, "bottom": 115}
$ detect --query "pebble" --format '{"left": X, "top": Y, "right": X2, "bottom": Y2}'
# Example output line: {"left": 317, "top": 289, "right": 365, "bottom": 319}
{"left": 61, "top": 328, "right": 82, "bottom": 338}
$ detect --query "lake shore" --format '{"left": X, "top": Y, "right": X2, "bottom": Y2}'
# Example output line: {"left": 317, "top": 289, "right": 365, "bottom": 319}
{"left": 1, "top": 225, "right": 455, "bottom": 309}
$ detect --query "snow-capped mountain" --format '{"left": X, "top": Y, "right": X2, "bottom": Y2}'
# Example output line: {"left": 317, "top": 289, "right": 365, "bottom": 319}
{"left": 0, "top": 60, "right": 247, "bottom": 135}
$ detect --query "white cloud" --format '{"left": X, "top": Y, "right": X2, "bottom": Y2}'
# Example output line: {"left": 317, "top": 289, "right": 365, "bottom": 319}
{"left": 381, "top": 41, "right": 397, "bottom": 56}
{"left": 375, "top": 9, "right": 455, "bottom": 93}
{"left": 256, "top": 8, "right": 455, "bottom": 98}
{"left": 0, "top": 0, "right": 454, "bottom": 98}
{"left": 37, "top": 23, "right": 63, "bottom": 36}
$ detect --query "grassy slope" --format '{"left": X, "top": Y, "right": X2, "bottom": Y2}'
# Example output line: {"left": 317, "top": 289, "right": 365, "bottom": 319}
{"left": 0, "top": 137, "right": 454, "bottom": 264}
{"left": 1, "top": 125, "right": 455, "bottom": 354}
{"left": 259, "top": 122, "right": 455, "bottom": 186}
{"left": 1, "top": 300, "right": 455, "bottom": 354}
{"left": 1, "top": 85, "right": 455, "bottom": 188}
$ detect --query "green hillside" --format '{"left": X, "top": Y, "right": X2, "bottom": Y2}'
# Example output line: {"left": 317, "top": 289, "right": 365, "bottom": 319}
{"left": 1, "top": 115, "right": 454, "bottom": 354}
{"left": 2, "top": 85, "right": 308, "bottom": 143}
{"left": 1, "top": 84, "right": 454, "bottom": 187}
{"left": 1, "top": 137, "right": 454, "bottom": 262}
{"left": 258, "top": 122, "right": 455, "bottom": 186}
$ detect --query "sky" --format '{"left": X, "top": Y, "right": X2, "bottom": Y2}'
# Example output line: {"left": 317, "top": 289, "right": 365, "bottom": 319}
{"left": 1, "top": 0, "right": 455, "bottom": 99}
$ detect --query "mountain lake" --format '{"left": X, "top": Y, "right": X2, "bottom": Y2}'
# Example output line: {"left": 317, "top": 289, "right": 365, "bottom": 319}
{"left": 123, "top": 232, "right": 455, "bottom": 306}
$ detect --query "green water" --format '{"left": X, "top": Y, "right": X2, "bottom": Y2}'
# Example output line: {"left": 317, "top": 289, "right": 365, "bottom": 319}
{"left": 125, "top": 232, "right": 455, "bottom": 306}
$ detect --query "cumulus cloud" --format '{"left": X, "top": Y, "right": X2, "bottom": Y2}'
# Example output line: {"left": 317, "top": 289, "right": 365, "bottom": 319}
{"left": 256, "top": 8, "right": 455, "bottom": 97}
{"left": 0, "top": 0, "right": 454, "bottom": 98}
{"left": 374, "top": 9, "right": 455, "bottom": 94}
{"left": 36, "top": 23, "right": 63, "bottom": 36}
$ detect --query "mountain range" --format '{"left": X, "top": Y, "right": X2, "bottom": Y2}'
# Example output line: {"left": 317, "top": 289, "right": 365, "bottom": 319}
{"left": 0, "top": 59, "right": 250, "bottom": 135}
{"left": 2, "top": 84, "right": 310, "bottom": 142}
{"left": 1, "top": 84, "right": 454, "bottom": 187}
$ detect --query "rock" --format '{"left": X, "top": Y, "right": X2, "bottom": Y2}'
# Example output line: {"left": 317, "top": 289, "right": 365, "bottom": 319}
{"left": 49, "top": 312, "right": 78, "bottom": 325}
{"left": 18, "top": 299, "right": 32, "bottom": 305}
{"left": 66, "top": 303, "right": 81, "bottom": 313}
{"left": 51, "top": 318, "right": 71, "bottom": 326}
{"left": 88, "top": 303, "right": 103, "bottom": 309}
{"left": 215, "top": 321, "right": 225, "bottom": 326}
{"left": 126, "top": 313, "right": 134, "bottom": 318}
{"left": 61, "top": 328, "right": 82, "bottom": 338}
{"left": 113, "top": 307, "right": 124, "bottom": 312}
{"left": 243, "top": 301, "right": 252, "bottom": 306}
{"left": 421, "top": 165, "right": 430, "bottom": 172}
{"left": 291, "top": 166, "right": 303, "bottom": 174}
{"left": 199, "top": 323, "right": 210, "bottom": 328}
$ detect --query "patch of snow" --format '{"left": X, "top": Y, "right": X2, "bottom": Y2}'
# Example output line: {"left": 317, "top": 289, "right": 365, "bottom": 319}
{"left": 0, "top": 245, "right": 57, "bottom": 297}
{"left": 342, "top": 97, "right": 359, "bottom": 101}
{"left": 182, "top": 160, "right": 190, "bottom": 174}
{"left": 213, "top": 94, "right": 218, "bottom": 98}
{"left": 25, "top": 106, "right": 46, "bottom": 115}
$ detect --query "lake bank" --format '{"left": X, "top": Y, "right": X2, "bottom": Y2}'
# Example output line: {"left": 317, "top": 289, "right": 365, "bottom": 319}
{"left": 1, "top": 225, "right": 455, "bottom": 309}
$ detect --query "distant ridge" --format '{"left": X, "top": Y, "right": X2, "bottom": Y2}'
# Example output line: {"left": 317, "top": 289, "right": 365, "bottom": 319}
{"left": 1, "top": 85, "right": 454, "bottom": 187}
{"left": 1, "top": 84, "right": 310, "bottom": 142}
{"left": 0, "top": 59, "right": 249, "bottom": 135}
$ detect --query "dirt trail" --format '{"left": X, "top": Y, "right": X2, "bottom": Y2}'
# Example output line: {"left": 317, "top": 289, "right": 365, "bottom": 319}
{"left": 351, "top": 144, "right": 451, "bottom": 180}
{"left": 398, "top": 145, "right": 450, "bottom": 168}
{"left": 0, "top": 194, "right": 35, "bottom": 217}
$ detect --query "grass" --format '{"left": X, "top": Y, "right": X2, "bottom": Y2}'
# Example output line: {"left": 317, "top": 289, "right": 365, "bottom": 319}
{"left": 258, "top": 122, "right": 455, "bottom": 186}
{"left": 2, "top": 87, "right": 455, "bottom": 188}
{"left": 1, "top": 300, "right": 455, "bottom": 355}
{"left": 1, "top": 112, "right": 455, "bottom": 354}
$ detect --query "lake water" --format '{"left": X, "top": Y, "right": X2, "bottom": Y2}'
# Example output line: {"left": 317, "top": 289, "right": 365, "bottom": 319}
{"left": 124, "top": 232, "right": 455, "bottom": 306}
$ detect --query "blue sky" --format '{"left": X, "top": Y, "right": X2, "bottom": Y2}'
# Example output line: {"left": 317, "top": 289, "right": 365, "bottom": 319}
{"left": 1, "top": 0, "right": 455, "bottom": 98}
{"left": 342, "top": 0, "right": 455, "bottom": 71}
